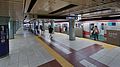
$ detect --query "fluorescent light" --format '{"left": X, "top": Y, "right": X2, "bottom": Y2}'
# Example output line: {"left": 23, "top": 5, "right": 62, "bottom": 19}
{"left": 109, "top": 15, "right": 120, "bottom": 17}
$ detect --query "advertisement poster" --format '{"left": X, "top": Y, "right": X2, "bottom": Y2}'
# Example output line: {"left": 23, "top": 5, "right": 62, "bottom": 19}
{"left": 0, "top": 25, "right": 9, "bottom": 57}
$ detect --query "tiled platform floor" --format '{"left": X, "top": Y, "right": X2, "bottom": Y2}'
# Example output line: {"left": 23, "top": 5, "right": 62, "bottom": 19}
{"left": 0, "top": 28, "right": 120, "bottom": 67}
{"left": 0, "top": 28, "right": 56, "bottom": 67}
{"left": 37, "top": 30, "right": 120, "bottom": 67}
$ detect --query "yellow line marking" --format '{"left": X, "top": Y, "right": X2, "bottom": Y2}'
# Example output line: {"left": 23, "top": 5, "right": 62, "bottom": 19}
{"left": 79, "top": 38, "right": 117, "bottom": 49}
{"left": 35, "top": 36, "right": 74, "bottom": 67}
{"left": 102, "top": 44, "right": 117, "bottom": 49}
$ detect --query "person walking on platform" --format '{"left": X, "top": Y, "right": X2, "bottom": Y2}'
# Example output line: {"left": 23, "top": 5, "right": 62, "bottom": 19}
{"left": 48, "top": 26, "right": 53, "bottom": 39}
{"left": 90, "top": 27, "right": 94, "bottom": 39}
{"left": 40, "top": 25, "right": 44, "bottom": 35}
{"left": 65, "top": 26, "right": 68, "bottom": 33}
{"left": 93, "top": 26, "right": 99, "bottom": 40}
{"left": 35, "top": 25, "right": 39, "bottom": 35}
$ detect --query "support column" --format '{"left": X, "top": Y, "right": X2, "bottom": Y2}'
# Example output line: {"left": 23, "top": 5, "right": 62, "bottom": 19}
{"left": 40, "top": 20, "right": 45, "bottom": 35}
{"left": 16, "top": 21, "right": 21, "bottom": 32}
{"left": 9, "top": 19, "right": 14, "bottom": 39}
{"left": 42, "top": 20, "right": 45, "bottom": 31}
{"left": 19, "top": 22, "right": 21, "bottom": 28}
{"left": 50, "top": 20, "right": 54, "bottom": 33}
{"left": 69, "top": 19, "right": 76, "bottom": 41}
{"left": 13, "top": 21, "right": 16, "bottom": 34}
{"left": 51, "top": 20, "right": 54, "bottom": 28}
{"left": 33, "top": 20, "right": 36, "bottom": 34}
{"left": 29, "top": 22, "right": 31, "bottom": 31}
{"left": 16, "top": 21, "right": 19, "bottom": 31}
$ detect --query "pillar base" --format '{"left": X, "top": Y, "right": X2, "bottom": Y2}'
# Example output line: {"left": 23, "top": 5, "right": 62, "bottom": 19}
{"left": 69, "top": 38, "right": 76, "bottom": 41}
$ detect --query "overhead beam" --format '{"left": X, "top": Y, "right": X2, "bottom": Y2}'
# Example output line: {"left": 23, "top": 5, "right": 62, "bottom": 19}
{"left": 23, "top": 0, "right": 26, "bottom": 14}
{"left": 27, "top": 0, "right": 37, "bottom": 12}
{"left": 80, "top": 16, "right": 120, "bottom": 21}
{"left": 37, "top": 15, "right": 67, "bottom": 19}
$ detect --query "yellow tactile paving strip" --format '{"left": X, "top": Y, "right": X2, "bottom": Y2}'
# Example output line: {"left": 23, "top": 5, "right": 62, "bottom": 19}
{"left": 80, "top": 38, "right": 117, "bottom": 49}
{"left": 35, "top": 36, "right": 74, "bottom": 67}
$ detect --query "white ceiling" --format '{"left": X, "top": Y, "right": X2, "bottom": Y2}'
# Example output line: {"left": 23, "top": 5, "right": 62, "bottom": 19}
{"left": 27, "top": 0, "right": 120, "bottom": 19}
{"left": 30, "top": 0, "right": 70, "bottom": 15}
{"left": 1, "top": 0, "right": 120, "bottom": 20}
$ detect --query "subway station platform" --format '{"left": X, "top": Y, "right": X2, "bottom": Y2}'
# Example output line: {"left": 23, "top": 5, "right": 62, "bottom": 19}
{"left": 1, "top": 0, "right": 120, "bottom": 67}
{"left": 0, "top": 28, "right": 120, "bottom": 67}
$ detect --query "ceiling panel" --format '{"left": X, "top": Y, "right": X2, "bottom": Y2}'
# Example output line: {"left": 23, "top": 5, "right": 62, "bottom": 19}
{"left": 24, "top": 0, "right": 31, "bottom": 13}
{"left": 30, "top": 0, "right": 50, "bottom": 15}
{"left": 54, "top": 0, "right": 120, "bottom": 16}
{"left": 49, "top": 0, "right": 70, "bottom": 12}
{"left": 9, "top": 0, "right": 24, "bottom": 21}
{"left": 0, "top": 1, "right": 9, "bottom": 16}
{"left": 30, "top": 0, "right": 70, "bottom": 15}
{"left": 61, "top": 0, "right": 94, "bottom": 5}
{"left": 25, "top": 0, "right": 120, "bottom": 19}
{"left": 0, "top": 0, "right": 24, "bottom": 21}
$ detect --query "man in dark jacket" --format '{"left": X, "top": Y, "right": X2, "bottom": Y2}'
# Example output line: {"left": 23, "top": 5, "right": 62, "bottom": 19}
{"left": 35, "top": 25, "right": 39, "bottom": 35}
{"left": 40, "top": 25, "right": 44, "bottom": 35}
{"left": 48, "top": 26, "right": 53, "bottom": 39}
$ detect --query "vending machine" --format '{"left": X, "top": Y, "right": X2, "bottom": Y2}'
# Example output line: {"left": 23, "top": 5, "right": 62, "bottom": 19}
{"left": 0, "top": 25, "right": 9, "bottom": 57}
